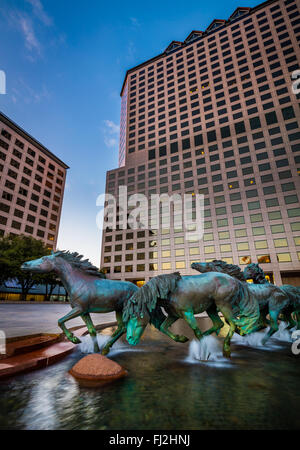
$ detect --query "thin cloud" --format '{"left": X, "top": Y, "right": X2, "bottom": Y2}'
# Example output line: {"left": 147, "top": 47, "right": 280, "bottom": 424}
{"left": 104, "top": 119, "right": 120, "bottom": 134}
{"left": 103, "top": 120, "right": 120, "bottom": 149}
{"left": 26, "top": 0, "right": 53, "bottom": 26}
{"left": 19, "top": 15, "right": 41, "bottom": 53}
{"left": 126, "top": 41, "right": 136, "bottom": 61}
{"left": 11, "top": 79, "right": 50, "bottom": 104}
{"left": 130, "top": 17, "right": 140, "bottom": 27}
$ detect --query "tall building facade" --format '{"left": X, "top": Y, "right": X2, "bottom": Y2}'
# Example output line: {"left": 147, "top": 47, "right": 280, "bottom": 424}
{"left": 101, "top": 0, "right": 300, "bottom": 286}
{"left": 0, "top": 112, "right": 69, "bottom": 250}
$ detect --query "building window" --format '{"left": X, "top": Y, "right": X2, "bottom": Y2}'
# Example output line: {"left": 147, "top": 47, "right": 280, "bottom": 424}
{"left": 274, "top": 238, "right": 288, "bottom": 247}
{"left": 276, "top": 253, "right": 292, "bottom": 262}
{"left": 239, "top": 256, "right": 251, "bottom": 265}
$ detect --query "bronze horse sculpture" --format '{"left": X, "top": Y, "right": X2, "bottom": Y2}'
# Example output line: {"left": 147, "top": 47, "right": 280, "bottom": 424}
{"left": 244, "top": 263, "right": 300, "bottom": 330}
{"left": 21, "top": 251, "right": 162, "bottom": 355}
{"left": 123, "top": 271, "right": 261, "bottom": 357}
{"left": 191, "top": 260, "right": 290, "bottom": 344}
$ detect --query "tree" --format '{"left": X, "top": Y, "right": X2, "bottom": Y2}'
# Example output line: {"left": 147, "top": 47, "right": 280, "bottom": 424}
{"left": 0, "top": 234, "right": 52, "bottom": 301}
{"left": 43, "top": 273, "right": 63, "bottom": 301}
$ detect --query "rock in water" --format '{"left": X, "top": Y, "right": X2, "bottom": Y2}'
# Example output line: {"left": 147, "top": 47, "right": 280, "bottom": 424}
{"left": 69, "top": 354, "right": 128, "bottom": 386}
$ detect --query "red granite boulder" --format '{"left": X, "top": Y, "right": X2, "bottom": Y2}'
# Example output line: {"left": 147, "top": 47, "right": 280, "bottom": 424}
{"left": 69, "top": 354, "right": 127, "bottom": 386}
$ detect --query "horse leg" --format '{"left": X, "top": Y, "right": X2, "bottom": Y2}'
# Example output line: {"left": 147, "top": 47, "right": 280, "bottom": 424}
{"left": 223, "top": 320, "right": 236, "bottom": 358}
{"left": 182, "top": 310, "right": 203, "bottom": 340}
{"left": 281, "top": 308, "right": 296, "bottom": 330}
{"left": 102, "top": 310, "right": 126, "bottom": 355}
{"left": 159, "top": 315, "right": 189, "bottom": 343}
{"left": 262, "top": 310, "right": 279, "bottom": 345}
{"left": 292, "top": 311, "right": 300, "bottom": 330}
{"left": 58, "top": 307, "right": 83, "bottom": 344}
{"left": 203, "top": 305, "right": 224, "bottom": 337}
{"left": 81, "top": 313, "right": 100, "bottom": 353}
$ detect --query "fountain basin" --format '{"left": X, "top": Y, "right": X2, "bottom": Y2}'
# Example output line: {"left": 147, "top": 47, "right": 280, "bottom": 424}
{"left": 0, "top": 318, "right": 299, "bottom": 430}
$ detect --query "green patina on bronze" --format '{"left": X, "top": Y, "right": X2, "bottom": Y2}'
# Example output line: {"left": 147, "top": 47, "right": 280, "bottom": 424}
{"left": 21, "top": 252, "right": 163, "bottom": 355}
{"left": 244, "top": 263, "right": 300, "bottom": 331}
{"left": 192, "top": 260, "right": 299, "bottom": 343}
{"left": 123, "top": 271, "right": 262, "bottom": 358}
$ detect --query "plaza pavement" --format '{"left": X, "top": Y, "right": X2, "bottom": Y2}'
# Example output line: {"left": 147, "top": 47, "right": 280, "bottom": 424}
{"left": 0, "top": 303, "right": 116, "bottom": 338}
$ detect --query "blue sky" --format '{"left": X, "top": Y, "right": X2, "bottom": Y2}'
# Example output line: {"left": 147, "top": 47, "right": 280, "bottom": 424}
{"left": 0, "top": 0, "right": 261, "bottom": 266}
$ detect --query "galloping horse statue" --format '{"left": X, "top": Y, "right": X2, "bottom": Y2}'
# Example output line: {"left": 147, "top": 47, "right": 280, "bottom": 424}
{"left": 244, "top": 263, "right": 300, "bottom": 330}
{"left": 123, "top": 271, "right": 261, "bottom": 358}
{"left": 21, "top": 251, "right": 166, "bottom": 355}
{"left": 191, "top": 260, "right": 290, "bottom": 344}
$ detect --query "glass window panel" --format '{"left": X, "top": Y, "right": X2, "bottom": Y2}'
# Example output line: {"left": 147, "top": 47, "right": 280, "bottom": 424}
{"left": 271, "top": 224, "right": 285, "bottom": 233}
{"left": 276, "top": 253, "right": 291, "bottom": 262}
{"left": 239, "top": 256, "right": 251, "bottom": 265}
{"left": 176, "top": 261, "right": 186, "bottom": 269}
{"left": 203, "top": 232, "right": 214, "bottom": 241}
{"left": 255, "top": 240, "right": 268, "bottom": 249}
{"left": 220, "top": 244, "right": 232, "bottom": 252}
{"left": 219, "top": 231, "right": 230, "bottom": 239}
{"left": 235, "top": 229, "right": 247, "bottom": 237}
{"left": 291, "top": 223, "right": 300, "bottom": 232}
{"left": 233, "top": 216, "right": 245, "bottom": 225}
{"left": 293, "top": 237, "right": 300, "bottom": 246}
{"left": 268, "top": 211, "right": 282, "bottom": 220}
{"left": 237, "top": 242, "right": 249, "bottom": 250}
{"left": 274, "top": 238, "right": 288, "bottom": 247}
{"left": 252, "top": 226, "right": 265, "bottom": 236}
{"left": 257, "top": 254, "right": 271, "bottom": 263}
{"left": 204, "top": 245, "right": 215, "bottom": 254}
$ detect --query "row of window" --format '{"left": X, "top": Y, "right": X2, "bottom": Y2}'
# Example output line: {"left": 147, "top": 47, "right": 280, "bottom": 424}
{"left": 103, "top": 251, "right": 300, "bottom": 274}
{"left": 129, "top": 0, "right": 298, "bottom": 86}
{"left": 0, "top": 217, "right": 55, "bottom": 241}
{"left": 0, "top": 128, "right": 65, "bottom": 178}
{"left": 105, "top": 222, "right": 300, "bottom": 246}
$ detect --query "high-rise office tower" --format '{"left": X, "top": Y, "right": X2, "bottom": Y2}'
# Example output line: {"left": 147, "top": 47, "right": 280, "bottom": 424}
{"left": 101, "top": 0, "right": 300, "bottom": 286}
{"left": 0, "top": 112, "right": 69, "bottom": 250}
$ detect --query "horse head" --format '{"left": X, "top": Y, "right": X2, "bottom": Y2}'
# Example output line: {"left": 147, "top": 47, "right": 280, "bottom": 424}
{"left": 125, "top": 313, "right": 150, "bottom": 346}
{"left": 243, "top": 263, "right": 259, "bottom": 280}
{"left": 244, "top": 263, "right": 267, "bottom": 284}
{"left": 21, "top": 253, "right": 57, "bottom": 273}
{"left": 191, "top": 261, "right": 214, "bottom": 272}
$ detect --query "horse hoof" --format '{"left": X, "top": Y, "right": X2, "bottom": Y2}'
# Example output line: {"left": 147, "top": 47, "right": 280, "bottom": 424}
{"left": 176, "top": 335, "right": 189, "bottom": 343}
{"left": 101, "top": 348, "right": 110, "bottom": 356}
{"left": 223, "top": 349, "right": 231, "bottom": 358}
{"left": 71, "top": 336, "right": 81, "bottom": 344}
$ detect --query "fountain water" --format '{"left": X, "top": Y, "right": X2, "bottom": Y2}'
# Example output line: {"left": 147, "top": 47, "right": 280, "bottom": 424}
{"left": 186, "top": 335, "right": 226, "bottom": 363}
{"left": 232, "top": 321, "right": 293, "bottom": 350}
{"left": 79, "top": 333, "right": 143, "bottom": 355}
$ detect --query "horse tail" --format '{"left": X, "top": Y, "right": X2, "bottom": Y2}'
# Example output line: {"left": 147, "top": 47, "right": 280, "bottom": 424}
{"left": 122, "top": 272, "right": 181, "bottom": 323}
{"left": 233, "top": 281, "right": 261, "bottom": 334}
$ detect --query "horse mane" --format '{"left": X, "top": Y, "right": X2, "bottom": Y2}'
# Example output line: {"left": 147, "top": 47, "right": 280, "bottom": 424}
{"left": 123, "top": 272, "right": 181, "bottom": 322}
{"left": 246, "top": 263, "right": 268, "bottom": 284}
{"left": 192, "top": 260, "right": 246, "bottom": 282}
{"left": 53, "top": 251, "right": 106, "bottom": 278}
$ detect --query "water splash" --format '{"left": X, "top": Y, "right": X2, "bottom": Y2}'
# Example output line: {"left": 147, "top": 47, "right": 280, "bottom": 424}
{"left": 79, "top": 334, "right": 143, "bottom": 355}
{"left": 232, "top": 321, "right": 293, "bottom": 350}
{"left": 186, "top": 335, "right": 226, "bottom": 363}
{"left": 271, "top": 321, "right": 293, "bottom": 343}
